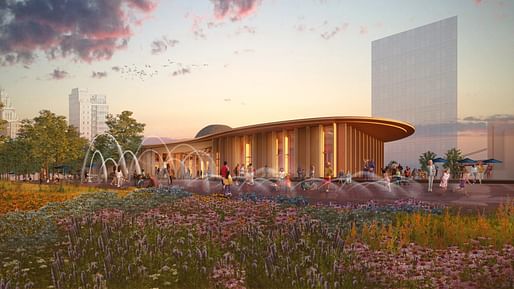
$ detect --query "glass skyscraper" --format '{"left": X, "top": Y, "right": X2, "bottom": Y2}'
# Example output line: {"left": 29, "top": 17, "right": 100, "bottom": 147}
{"left": 372, "top": 16, "right": 458, "bottom": 169}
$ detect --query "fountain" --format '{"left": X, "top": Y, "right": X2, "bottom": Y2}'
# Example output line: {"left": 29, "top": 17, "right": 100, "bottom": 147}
{"left": 81, "top": 133, "right": 160, "bottom": 184}
{"left": 80, "top": 134, "right": 427, "bottom": 206}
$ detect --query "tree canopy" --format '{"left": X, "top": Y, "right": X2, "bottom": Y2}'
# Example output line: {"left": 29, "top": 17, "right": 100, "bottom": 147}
{"left": 444, "top": 148, "right": 463, "bottom": 178}
{"left": 93, "top": 111, "right": 146, "bottom": 159}
{"left": 0, "top": 110, "right": 88, "bottom": 176}
{"left": 419, "top": 151, "right": 437, "bottom": 172}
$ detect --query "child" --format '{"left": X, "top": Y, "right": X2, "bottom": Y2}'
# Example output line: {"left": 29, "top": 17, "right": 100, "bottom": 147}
{"left": 384, "top": 172, "right": 391, "bottom": 192}
{"left": 439, "top": 169, "right": 450, "bottom": 193}
{"left": 455, "top": 171, "right": 472, "bottom": 196}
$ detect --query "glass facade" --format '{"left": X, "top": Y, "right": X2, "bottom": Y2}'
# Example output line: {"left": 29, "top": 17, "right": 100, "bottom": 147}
{"left": 245, "top": 142, "right": 252, "bottom": 165}
{"left": 372, "top": 16, "right": 458, "bottom": 169}
{"left": 323, "top": 125, "right": 334, "bottom": 171}
{"left": 276, "top": 131, "right": 284, "bottom": 171}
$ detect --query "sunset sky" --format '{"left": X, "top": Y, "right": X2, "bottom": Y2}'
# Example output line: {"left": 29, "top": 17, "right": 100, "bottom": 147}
{"left": 0, "top": 0, "right": 513, "bottom": 138}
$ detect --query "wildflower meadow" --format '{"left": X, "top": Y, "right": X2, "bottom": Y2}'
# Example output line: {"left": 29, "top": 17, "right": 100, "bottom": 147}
{"left": 0, "top": 183, "right": 512, "bottom": 289}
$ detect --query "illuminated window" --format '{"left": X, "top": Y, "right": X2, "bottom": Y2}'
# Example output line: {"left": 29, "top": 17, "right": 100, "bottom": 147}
{"left": 323, "top": 125, "right": 334, "bottom": 176}
{"left": 245, "top": 142, "right": 252, "bottom": 165}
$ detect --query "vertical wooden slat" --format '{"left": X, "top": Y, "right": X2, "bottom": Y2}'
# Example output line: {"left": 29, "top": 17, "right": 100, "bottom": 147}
{"left": 305, "top": 126, "right": 312, "bottom": 173}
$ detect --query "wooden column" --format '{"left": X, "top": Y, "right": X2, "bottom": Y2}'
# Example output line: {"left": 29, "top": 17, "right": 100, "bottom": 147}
{"left": 319, "top": 125, "right": 324, "bottom": 177}
{"left": 306, "top": 126, "right": 311, "bottom": 173}
{"left": 294, "top": 128, "right": 299, "bottom": 174}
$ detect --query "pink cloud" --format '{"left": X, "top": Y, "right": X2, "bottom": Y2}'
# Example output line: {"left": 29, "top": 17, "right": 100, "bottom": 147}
{"left": 210, "top": 0, "right": 262, "bottom": 21}
{"left": 0, "top": 0, "right": 159, "bottom": 65}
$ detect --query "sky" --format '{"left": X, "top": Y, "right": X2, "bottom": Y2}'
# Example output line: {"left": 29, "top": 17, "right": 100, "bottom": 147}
{"left": 0, "top": 0, "right": 513, "bottom": 138}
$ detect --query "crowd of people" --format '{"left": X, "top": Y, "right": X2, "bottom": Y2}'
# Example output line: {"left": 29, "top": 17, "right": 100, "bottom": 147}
{"left": 218, "top": 161, "right": 356, "bottom": 196}
{"left": 380, "top": 160, "right": 494, "bottom": 195}
{"left": 82, "top": 158, "right": 496, "bottom": 196}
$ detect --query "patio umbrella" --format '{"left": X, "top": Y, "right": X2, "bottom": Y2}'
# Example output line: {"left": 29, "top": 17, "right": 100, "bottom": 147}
{"left": 458, "top": 158, "right": 477, "bottom": 165}
{"left": 432, "top": 157, "right": 448, "bottom": 163}
{"left": 481, "top": 158, "right": 502, "bottom": 164}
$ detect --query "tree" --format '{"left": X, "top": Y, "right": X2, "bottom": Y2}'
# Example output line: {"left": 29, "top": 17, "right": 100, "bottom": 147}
{"left": 0, "top": 137, "right": 38, "bottom": 178}
{"left": 64, "top": 126, "right": 89, "bottom": 172}
{"left": 419, "top": 151, "right": 437, "bottom": 172}
{"left": 93, "top": 111, "right": 145, "bottom": 159}
{"left": 17, "top": 110, "right": 88, "bottom": 176}
{"left": 444, "top": 148, "right": 463, "bottom": 178}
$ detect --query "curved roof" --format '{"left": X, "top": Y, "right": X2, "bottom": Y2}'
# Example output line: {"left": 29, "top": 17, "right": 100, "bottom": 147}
{"left": 199, "top": 116, "right": 414, "bottom": 142}
{"left": 195, "top": 124, "right": 232, "bottom": 138}
{"left": 144, "top": 116, "right": 414, "bottom": 147}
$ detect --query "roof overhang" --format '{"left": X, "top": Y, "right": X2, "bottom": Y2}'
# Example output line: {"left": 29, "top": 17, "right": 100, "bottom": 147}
{"left": 142, "top": 116, "right": 414, "bottom": 148}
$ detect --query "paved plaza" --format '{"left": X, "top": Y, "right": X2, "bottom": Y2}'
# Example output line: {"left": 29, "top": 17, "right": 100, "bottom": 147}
{"left": 171, "top": 179, "right": 514, "bottom": 211}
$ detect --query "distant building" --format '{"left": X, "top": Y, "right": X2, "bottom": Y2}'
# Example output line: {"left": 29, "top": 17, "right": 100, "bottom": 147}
{"left": 68, "top": 88, "right": 109, "bottom": 140}
{"left": 0, "top": 87, "right": 20, "bottom": 139}
{"left": 487, "top": 120, "right": 514, "bottom": 180}
{"left": 372, "top": 16, "right": 458, "bottom": 168}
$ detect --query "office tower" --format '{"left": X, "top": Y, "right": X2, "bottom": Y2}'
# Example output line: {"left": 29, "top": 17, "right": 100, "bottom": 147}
{"left": 0, "top": 87, "right": 20, "bottom": 139}
{"left": 69, "top": 88, "right": 109, "bottom": 140}
{"left": 372, "top": 16, "right": 458, "bottom": 168}
{"left": 487, "top": 120, "right": 514, "bottom": 179}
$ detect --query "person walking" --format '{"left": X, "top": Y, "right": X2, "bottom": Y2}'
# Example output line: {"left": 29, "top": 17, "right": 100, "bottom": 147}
{"left": 233, "top": 163, "right": 240, "bottom": 185}
{"left": 220, "top": 161, "right": 232, "bottom": 196}
{"left": 369, "top": 159, "right": 376, "bottom": 179}
{"left": 278, "top": 168, "right": 286, "bottom": 191}
{"left": 455, "top": 170, "right": 472, "bottom": 197}
{"left": 239, "top": 165, "right": 246, "bottom": 180}
{"left": 324, "top": 162, "right": 333, "bottom": 192}
{"left": 234, "top": 164, "right": 240, "bottom": 177}
{"left": 246, "top": 163, "right": 254, "bottom": 185}
{"left": 470, "top": 165, "right": 478, "bottom": 184}
{"left": 309, "top": 165, "right": 315, "bottom": 178}
{"left": 168, "top": 167, "right": 174, "bottom": 186}
{"left": 427, "top": 160, "right": 436, "bottom": 192}
{"left": 345, "top": 171, "right": 352, "bottom": 184}
{"left": 384, "top": 171, "right": 392, "bottom": 192}
{"left": 115, "top": 168, "right": 123, "bottom": 188}
{"left": 477, "top": 162, "right": 485, "bottom": 184}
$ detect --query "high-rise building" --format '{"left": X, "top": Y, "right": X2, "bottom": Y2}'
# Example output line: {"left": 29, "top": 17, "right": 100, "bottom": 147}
{"left": 487, "top": 120, "right": 514, "bottom": 180}
{"left": 372, "top": 16, "right": 458, "bottom": 168}
{"left": 0, "top": 87, "right": 20, "bottom": 139}
{"left": 68, "top": 88, "right": 109, "bottom": 140}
